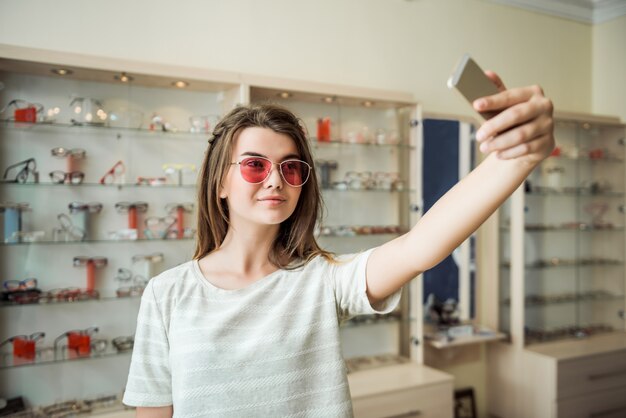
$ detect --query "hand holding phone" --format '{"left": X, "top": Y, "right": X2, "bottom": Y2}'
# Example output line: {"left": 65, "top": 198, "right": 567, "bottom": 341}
{"left": 447, "top": 54, "right": 501, "bottom": 120}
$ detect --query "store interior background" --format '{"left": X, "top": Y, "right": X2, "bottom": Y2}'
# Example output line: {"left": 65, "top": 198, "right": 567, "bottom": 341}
{"left": 1, "top": 0, "right": 625, "bottom": 415}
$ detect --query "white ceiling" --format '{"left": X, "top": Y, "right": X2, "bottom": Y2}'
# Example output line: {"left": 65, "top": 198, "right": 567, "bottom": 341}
{"left": 489, "top": 0, "right": 626, "bottom": 23}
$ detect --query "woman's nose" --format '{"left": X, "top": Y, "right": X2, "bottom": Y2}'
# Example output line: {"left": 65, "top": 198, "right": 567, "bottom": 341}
{"left": 264, "top": 163, "right": 284, "bottom": 189}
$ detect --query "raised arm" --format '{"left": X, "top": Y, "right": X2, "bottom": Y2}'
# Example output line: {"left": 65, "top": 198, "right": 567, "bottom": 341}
{"left": 365, "top": 73, "right": 554, "bottom": 305}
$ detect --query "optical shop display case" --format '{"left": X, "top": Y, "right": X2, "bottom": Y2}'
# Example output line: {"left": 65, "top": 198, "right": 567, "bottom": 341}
{"left": 485, "top": 113, "right": 626, "bottom": 418}
{"left": 0, "top": 44, "right": 453, "bottom": 417}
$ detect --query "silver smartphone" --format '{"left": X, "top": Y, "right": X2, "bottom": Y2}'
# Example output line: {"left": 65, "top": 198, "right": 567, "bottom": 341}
{"left": 447, "top": 53, "right": 500, "bottom": 120}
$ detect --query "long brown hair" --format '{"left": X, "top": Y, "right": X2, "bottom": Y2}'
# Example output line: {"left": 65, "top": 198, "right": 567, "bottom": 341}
{"left": 193, "top": 103, "right": 335, "bottom": 269}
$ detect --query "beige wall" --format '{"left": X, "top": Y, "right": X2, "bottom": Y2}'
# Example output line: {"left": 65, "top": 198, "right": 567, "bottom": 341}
{"left": 0, "top": 0, "right": 593, "bottom": 116}
{"left": 0, "top": 0, "right": 621, "bottom": 416}
{"left": 592, "top": 14, "right": 626, "bottom": 121}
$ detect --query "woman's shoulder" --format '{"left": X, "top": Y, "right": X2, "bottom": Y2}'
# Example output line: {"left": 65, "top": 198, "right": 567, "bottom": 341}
{"left": 148, "top": 260, "right": 197, "bottom": 293}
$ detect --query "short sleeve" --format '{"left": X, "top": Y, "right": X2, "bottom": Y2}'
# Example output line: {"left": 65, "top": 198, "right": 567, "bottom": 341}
{"left": 122, "top": 280, "right": 173, "bottom": 407}
{"left": 328, "top": 247, "right": 402, "bottom": 322}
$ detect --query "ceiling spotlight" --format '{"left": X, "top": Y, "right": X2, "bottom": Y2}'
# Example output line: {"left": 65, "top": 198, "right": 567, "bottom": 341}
{"left": 51, "top": 68, "right": 73, "bottom": 76}
{"left": 362, "top": 101, "right": 374, "bottom": 107}
{"left": 114, "top": 72, "right": 134, "bottom": 83}
{"left": 278, "top": 92, "right": 292, "bottom": 99}
{"left": 172, "top": 80, "right": 189, "bottom": 88}
{"left": 322, "top": 96, "right": 335, "bottom": 103}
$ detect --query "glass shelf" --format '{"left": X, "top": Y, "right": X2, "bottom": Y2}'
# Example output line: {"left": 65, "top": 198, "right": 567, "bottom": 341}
{"left": 0, "top": 347, "right": 132, "bottom": 370}
{"left": 500, "top": 259, "right": 623, "bottom": 269}
{"left": 500, "top": 226, "right": 625, "bottom": 232}
{"left": 0, "top": 121, "right": 415, "bottom": 149}
{"left": 0, "top": 182, "right": 414, "bottom": 194}
{"left": 0, "top": 314, "right": 410, "bottom": 370}
{"left": 526, "top": 190, "right": 625, "bottom": 197}
{"left": 549, "top": 155, "right": 624, "bottom": 163}
{"left": 0, "top": 119, "right": 210, "bottom": 141}
{"left": 1, "top": 237, "right": 194, "bottom": 246}
{"left": 4, "top": 229, "right": 405, "bottom": 246}
{"left": 308, "top": 137, "right": 415, "bottom": 150}
{"left": 501, "top": 294, "right": 625, "bottom": 308}
{"left": 0, "top": 294, "right": 141, "bottom": 309}
{"left": 0, "top": 182, "right": 197, "bottom": 189}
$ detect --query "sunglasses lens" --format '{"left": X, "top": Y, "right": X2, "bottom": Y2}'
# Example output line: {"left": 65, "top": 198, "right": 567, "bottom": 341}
{"left": 239, "top": 158, "right": 271, "bottom": 183}
{"left": 23, "top": 278, "right": 37, "bottom": 289}
{"left": 281, "top": 160, "right": 308, "bottom": 186}
{"left": 50, "top": 171, "right": 65, "bottom": 183}
{"left": 4, "top": 281, "right": 19, "bottom": 291}
{"left": 70, "top": 172, "right": 84, "bottom": 184}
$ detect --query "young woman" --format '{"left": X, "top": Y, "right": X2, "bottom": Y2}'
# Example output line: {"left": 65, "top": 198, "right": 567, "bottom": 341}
{"left": 123, "top": 72, "right": 554, "bottom": 417}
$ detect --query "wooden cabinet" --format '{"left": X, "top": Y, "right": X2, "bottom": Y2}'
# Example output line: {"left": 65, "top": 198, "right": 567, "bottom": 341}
{"left": 349, "top": 363, "right": 453, "bottom": 418}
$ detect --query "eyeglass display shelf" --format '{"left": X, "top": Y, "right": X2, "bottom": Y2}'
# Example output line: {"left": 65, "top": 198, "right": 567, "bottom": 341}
{"left": 0, "top": 119, "right": 211, "bottom": 141}
{"left": 524, "top": 326, "right": 617, "bottom": 345}
{"left": 0, "top": 294, "right": 141, "bottom": 309}
{"left": 3, "top": 228, "right": 405, "bottom": 246}
{"left": 548, "top": 155, "right": 624, "bottom": 163}
{"left": 0, "top": 182, "right": 415, "bottom": 194}
{"left": 500, "top": 293, "right": 625, "bottom": 308}
{"left": 425, "top": 328, "right": 507, "bottom": 349}
{"left": 0, "top": 347, "right": 132, "bottom": 370}
{"left": 0, "top": 120, "right": 415, "bottom": 149}
{"left": 0, "top": 182, "right": 198, "bottom": 189}
{"left": 1, "top": 237, "right": 195, "bottom": 246}
{"left": 526, "top": 189, "right": 625, "bottom": 197}
{"left": 0, "top": 315, "right": 411, "bottom": 370}
{"left": 308, "top": 137, "right": 415, "bottom": 150}
{"left": 500, "top": 259, "right": 623, "bottom": 269}
{"left": 500, "top": 225, "right": 625, "bottom": 232}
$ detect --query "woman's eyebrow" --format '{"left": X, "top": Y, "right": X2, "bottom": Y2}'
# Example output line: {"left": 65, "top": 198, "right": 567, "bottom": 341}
{"left": 240, "top": 151, "right": 301, "bottom": 160}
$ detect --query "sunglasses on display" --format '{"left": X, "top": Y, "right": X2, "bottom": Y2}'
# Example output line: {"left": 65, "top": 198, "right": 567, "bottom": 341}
{"left": 51, "top": 147, "right": 86, "bottom": 159}
{"left": 100, "top": 161, "right": 126, "bottom": 185}
{"left": 115, "top": 201, "right": 149, "bottom": 213}
{"left": 68, "top": 201, "right": 103, "bottom": 213}
{"left": 49, "top": 170, "right": 84, "bottom": 184}
{"left": 38, "top": 287, "right": 100, "bottom": 303}
{"left": 2, "top": 158, "right": 38, "bottom": 183}
{"left": 231, "top": 157, "right": 311, "bottom": 187}
{"left": 136, "top": 176, "right": 167, "bottom": 186}
{"left": 3, "top": 278, "right": 38, "bottom": 292}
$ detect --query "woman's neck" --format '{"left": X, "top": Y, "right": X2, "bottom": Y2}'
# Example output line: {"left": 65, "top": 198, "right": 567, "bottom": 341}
{"left": 217, "top": 224, "right": 282, "bottom": 274}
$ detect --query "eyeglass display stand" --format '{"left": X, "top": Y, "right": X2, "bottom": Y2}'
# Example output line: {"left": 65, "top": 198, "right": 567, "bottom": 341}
{"left": 0, "top": 44, "right": 452, "bottom": 417}
{"left": 0, "top": 202, "right": 30, "bottom": 243}
{"left": 485, "top": 112, "right": 626, "bottom": 418}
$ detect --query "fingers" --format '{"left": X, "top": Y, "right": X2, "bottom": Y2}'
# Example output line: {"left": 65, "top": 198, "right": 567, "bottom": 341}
{"left": 476, "top": 94, "right": 553, "bottom": 142}
{"left": 495, "top": 133, "right": 553, "bottom": 160}
{"left": 480, "top": 113, "right": 553, "bottom": 155}
{"left": 474, "top": 84, "right": 544, "bottom": 115}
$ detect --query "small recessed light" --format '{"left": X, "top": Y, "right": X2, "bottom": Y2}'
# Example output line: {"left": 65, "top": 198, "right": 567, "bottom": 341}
{"left": 172, "top": 80, "right": 189, "bottom": 88}
{"left": 582, "top": 123, "right": 591, "bottom": 130}
{"left": 51, "top": 68, "right": 73, "bottom": 76}
{"left": 362, "top": 101, "right": 374, "bottom": 107}
{"left": 322, "top": 96, "right": 335, "bottom": 103}
{"left": 114, "top": 72, "right": 134, "bottom": 83}
{"left": 278, "top": 92, "right": 292, "bottom": 99}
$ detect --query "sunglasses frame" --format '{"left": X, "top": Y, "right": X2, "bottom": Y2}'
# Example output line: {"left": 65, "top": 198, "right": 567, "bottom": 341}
{"left": 68, "top": 201, "right": 103, "bottom": 213}
{"left": 49, "top": 170, "right": 85, "bottom": 184}
{"left": 231, "top": 156, "right": 311, "bottom": 187}
{"left": 2, "top": 158, "right": 37, "bottom": 183}
{"left": 100, "top": 160, "right": 126, "bottom": 185}
{"left": 3, "top": 278, "right": 38, "bottom": 292}
{"left": 51, "top": 147, "right": 86, "bottom": 159}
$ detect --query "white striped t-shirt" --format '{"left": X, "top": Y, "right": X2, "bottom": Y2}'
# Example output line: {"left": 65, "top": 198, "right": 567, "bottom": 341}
{"left": 122, "top": 248, "right": 401, "bottom": 417}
